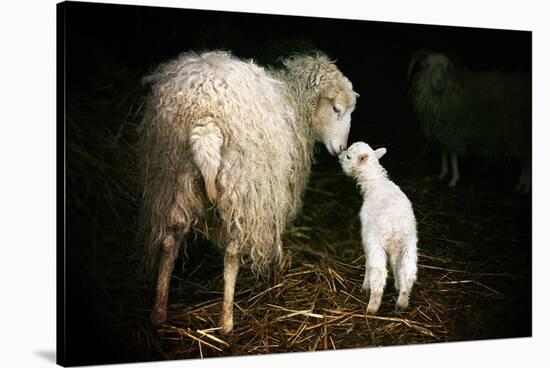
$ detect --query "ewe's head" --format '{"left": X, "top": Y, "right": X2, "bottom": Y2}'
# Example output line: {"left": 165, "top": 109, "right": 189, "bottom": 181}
{"left": 339, "top": 141, "right": 387, "bottom": 177}
{"left": 312, "top": 74, "right": 359, "bottom": 155}
{"left": 285, "top": 54, "right": 359, "bottom": 156}
{"left": 408, "top": 50, "right": 460, "bottom": 95}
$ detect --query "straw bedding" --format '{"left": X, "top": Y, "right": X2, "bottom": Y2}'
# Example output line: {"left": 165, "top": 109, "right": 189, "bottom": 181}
{"left": 65, "top": 71, "right": 531, "bottom": 363}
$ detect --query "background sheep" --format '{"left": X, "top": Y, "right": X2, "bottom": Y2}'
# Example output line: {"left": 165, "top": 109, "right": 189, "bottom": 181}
{"left": 139, "top": 50, "right": 358, "bottom": 334}
{"left": 407, "top": 49, "right": 531, "bottom": 192}
{"left": 339, "top": 142, "right": 418, "bottom": 314}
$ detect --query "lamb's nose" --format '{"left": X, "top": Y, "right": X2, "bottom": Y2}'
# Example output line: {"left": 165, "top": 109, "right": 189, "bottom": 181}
{"left": 339, "top": 145, "right": 346, "bottom": 153}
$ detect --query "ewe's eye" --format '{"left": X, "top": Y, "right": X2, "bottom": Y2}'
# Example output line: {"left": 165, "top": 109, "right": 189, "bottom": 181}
{"left": 346, "top": 154, "right": 350, "bottom": 160}
{"left": 333, "top": 106, "right": 341, "bottom": 114}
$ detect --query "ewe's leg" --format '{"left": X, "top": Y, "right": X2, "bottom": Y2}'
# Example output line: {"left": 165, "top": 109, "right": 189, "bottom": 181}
{"left": 515, "top": 161, "right": 531, "bottom": 193}
{"left": 220, "top": 242, "right": 240, "bottom": 335}
{"left": 396, "top": 239, "right": 418, "bottom": 312}
{"left": 522, "top": 164, "right": 531, "bottom": 193}
{"left": 514, "top": 168, "right": 525, "bottom": 193}
{"left": 151, "top": 233, "right": 179, "bottom": 326}
{"left": 438, "top": 150, "right": 449, "bottom": 180}
{"left": 448, "top": 152, "right": 460, "bottom": 188}
{"left": 366, "top": 235, "right": 387, "bottom": 315}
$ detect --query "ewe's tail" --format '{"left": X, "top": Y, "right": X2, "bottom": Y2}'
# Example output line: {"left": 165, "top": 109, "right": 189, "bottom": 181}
{"left": 189, "top": 118, "right": 224, "bottom": 203}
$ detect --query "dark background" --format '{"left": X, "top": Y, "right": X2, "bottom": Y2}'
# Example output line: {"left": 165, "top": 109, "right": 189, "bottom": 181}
{"left": 64, "top": 0, "right": 531, "bottom": 180}
{"left": 64, "top": 0, "right": 531, "bottom": 148}
{"left": 59, "top": 1, "right": 531, "bottom": 366}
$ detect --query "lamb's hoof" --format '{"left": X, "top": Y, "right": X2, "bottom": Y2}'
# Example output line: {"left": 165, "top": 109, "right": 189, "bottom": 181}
{"left": 448, "top": 179, "right": 458, "bottom": 188}
{"left": 395, "top": 301, "right": 409, "bottom": 312}
{"left": 150, "top": 308, "right": 167, "bottom": 327}
{"left": 366, "top": 304, "right": 379, "bottom": 315}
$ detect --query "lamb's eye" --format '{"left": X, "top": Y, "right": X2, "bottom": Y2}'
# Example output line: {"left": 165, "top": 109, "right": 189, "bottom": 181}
{"left": 346, "top": 154, "right": 350, "bottom": 160}
{"left": 333, "top": 106, "right": 341, "bottom": 114}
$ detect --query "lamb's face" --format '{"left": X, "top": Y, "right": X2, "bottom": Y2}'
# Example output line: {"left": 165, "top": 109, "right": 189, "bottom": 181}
{"left": 339, "top": 141, "right": 387, "bottom": 177}
{"left": 313, "top": 77, "right": 358, "bottom": 156}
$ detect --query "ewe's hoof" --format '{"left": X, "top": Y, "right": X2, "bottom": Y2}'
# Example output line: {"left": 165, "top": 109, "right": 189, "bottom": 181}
{"left": 437, "top": 173, "right": 448, "bottom": 181}
{"left": 150, "top": 308, "right": 167, "bottom": 327}
{"left": 219, "top": 315, "right": 234, "bottom": 335}
{"left": 515, "top": 183, "right": 531, "bottom": 194}
{"left": 220, "top": 322, "right": 233, "bottom": 335}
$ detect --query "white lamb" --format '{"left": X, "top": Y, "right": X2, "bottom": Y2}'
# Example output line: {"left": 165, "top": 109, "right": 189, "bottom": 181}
{"left": 339, "top": 142, "right": 418, "bottom": 314}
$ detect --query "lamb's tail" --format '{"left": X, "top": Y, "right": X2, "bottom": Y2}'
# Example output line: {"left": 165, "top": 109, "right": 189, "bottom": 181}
{"left": 189, "top": 117, "right": 224, "bottom": 203}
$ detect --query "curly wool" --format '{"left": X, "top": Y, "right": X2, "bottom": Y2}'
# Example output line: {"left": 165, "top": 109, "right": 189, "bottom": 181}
{"left": 138, "top": 50, "right": 353, "bottom": 274}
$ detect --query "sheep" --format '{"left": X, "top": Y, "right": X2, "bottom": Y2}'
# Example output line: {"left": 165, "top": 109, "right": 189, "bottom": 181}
{"left": 407, "top": 49, "right": 531, "bottom": 192}
{"left": 138, "top": 50, "right": 359, "bottom": 334}
{"left": 339, "top": 142, "right": 418, "bottom": 314}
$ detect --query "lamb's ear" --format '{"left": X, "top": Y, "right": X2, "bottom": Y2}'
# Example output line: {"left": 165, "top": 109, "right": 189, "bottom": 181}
{"left": 357, "top": 154, "right": 369, "bottom": 165}
{"left": 374, "top": 148, "right": 387, "bottom": 159}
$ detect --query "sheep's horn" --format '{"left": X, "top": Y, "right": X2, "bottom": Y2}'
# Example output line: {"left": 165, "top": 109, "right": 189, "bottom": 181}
{"left": 407, "top": 49, "right": 434, "bottom": 82}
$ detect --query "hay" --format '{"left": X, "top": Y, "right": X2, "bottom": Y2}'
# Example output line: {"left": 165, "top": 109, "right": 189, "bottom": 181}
{"left": 142, "top": 171, "right": 529, "bottom": 359}
{"left": 65, "top": 71, "right": 531, "bottom": 364}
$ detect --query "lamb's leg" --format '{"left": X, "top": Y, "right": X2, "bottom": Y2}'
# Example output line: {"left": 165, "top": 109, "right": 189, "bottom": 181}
{"left": 365, "top": 234, "right": 387, "bottom": 315}
{"left": 151, "top": 233, "right": 179, "bottom": 326}
{"left": 220, "top": 241, "right": 240, "bottom": 335}
{"left": 361, "top": 257, "right": 370, "bottom": 292}
{"left": 448, "top": 152, "right": 460, "bottom": 187}
{"left": 395, "top": 239, "right": 418, "bottom": 312}
{"left": 389, "top": 251, "right": 400, "bottom": 291}
{"left": 438, "top": 150, "right": 449, "bottom": 180}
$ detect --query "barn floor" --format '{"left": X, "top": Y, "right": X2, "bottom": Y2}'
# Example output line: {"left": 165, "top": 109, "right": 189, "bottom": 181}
{"left": 64, "top": 72, "right": 531, "bottom": 366}
{"left": 139, "top": 168, "right": 531, "bottom": 359}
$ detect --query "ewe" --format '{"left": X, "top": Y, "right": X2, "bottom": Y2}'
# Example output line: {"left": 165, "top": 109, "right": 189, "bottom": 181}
{"left": 139, "top": 51, "right": 358, "bottom": 333}
{"left": 408, "top": 50, "right": 531, "bottom": 192}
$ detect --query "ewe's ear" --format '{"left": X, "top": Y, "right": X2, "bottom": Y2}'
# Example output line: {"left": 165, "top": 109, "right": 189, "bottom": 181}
{"left": 322, "top": 84, "right": 338, "bottom": 99}
{"left": 374, "top": 148, "right": 387, "bottom": 159}
{"left": 357, "top": 154, "right": 369, "bottom": 165}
